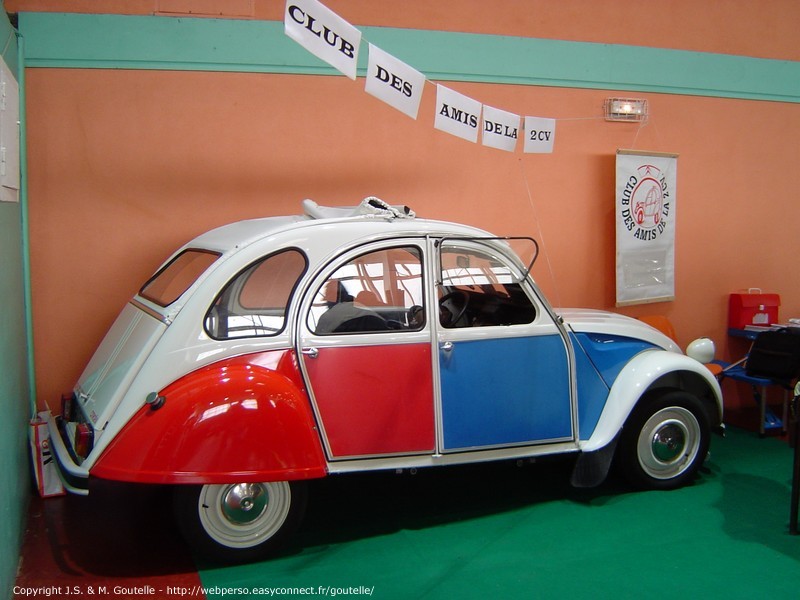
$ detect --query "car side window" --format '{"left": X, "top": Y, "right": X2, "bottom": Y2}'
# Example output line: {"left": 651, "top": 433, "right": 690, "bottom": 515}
{"left": 439, "top": 245, "right": 536, "bottom": 328}
{"left": 308, "top": 246, "right": 424, "bottom": 335}
{"left": 205, "top": 249, "right": 307, "bottom": 339}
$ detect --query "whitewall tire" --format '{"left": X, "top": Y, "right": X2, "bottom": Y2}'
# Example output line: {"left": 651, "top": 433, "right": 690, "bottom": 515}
{"left": 173, "top": 480, "right": 307, "bottom": 563}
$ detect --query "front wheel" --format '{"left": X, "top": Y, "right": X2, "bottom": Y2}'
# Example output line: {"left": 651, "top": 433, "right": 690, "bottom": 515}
{"left": 173, "top": 480, "right": 307, "bottom": 563}
{"left": 617, "top": 391, "right": 710, "bottom": 490}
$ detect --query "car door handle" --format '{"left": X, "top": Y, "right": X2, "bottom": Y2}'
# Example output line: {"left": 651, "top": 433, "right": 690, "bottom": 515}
{"left": 300, "top": 347, "right": 319, "bottom": 359}
{"left": 441, "top": 341, "right": 454, "bottom": 352}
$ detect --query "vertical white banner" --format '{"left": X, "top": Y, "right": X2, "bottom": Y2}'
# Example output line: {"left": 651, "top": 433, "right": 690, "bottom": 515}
{"left": 284, "top": 0, "right": 362, "bottom": 80}
{"left": 0, "top": 56, "right": 19, "bottom": 203}
{"left": 365, "top": 44, "right": 427, "bottom": 119}
{"left": 615, "top": 150, "right": 678, "bottom": 306}
{"left": 523, "top": 116, "right": 556, "bottom": 153}
{"left": 482, "top": 106, "right": 520, "bottom": 152}
{"left": 434, "top": 85, "right": 482, "bottom": 143}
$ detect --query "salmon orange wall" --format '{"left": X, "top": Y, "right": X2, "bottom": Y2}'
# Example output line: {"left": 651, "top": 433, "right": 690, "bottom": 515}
{"left": 13, "top": 1, "right": 800, "bottom": 412}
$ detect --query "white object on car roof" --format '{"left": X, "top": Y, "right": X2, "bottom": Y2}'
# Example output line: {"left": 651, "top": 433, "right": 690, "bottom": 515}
{"left": 302, "top": 197, "right": 415, "bottom": 220}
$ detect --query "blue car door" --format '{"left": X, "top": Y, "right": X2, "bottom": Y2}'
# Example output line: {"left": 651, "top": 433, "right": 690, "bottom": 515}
{"left": 435, "top": 240, "right": 574, "bottom": 452}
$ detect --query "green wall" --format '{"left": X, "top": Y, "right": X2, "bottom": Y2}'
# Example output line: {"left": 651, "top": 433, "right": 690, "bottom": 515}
{"left": 0, "top": 6, "right": 29, "bottom": 600}
{"left": 18, "top": 12, "right": 800, "bottom": 103}
{"left": 0, "top": 204, "right": 29, "bottom": 600}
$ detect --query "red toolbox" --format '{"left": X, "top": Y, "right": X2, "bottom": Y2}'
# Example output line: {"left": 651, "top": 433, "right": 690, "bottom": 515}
{"left": 729, "top": 289, "right": 780, "bottom": 329}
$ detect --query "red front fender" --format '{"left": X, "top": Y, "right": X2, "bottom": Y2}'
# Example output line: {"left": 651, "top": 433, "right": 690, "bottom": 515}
{"left": 91, "top": 350, "right": 327, "bottom": 484}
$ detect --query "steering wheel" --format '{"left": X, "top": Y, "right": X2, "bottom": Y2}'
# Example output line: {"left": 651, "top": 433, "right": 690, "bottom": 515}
{"left": 439, "top": 290, "right": 470, "bottom": 327}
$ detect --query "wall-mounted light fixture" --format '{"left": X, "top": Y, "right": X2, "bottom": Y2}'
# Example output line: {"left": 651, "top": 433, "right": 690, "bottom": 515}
{"left": 604, "top": 98, "right": 648, "bottom": 122}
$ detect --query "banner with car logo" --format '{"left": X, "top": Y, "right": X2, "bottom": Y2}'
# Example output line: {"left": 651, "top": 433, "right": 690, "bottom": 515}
{"left": 615, "top": 149, "right": 678, "bottom": 306}
{"left": 283, "top": 0, "right": 559, "bottom": 153}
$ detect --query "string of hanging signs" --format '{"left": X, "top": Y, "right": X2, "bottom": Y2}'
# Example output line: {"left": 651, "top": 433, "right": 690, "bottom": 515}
{"left": 284, "top": 0, "right": 557, "bottom": 154}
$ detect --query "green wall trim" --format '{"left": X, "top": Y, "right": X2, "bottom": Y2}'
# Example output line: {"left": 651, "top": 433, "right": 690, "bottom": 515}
{"left": 18, "top": 12, "right": 800, "bottom": 103}
{"left": 0, "top": 7, "right": 31, "bottom": 600}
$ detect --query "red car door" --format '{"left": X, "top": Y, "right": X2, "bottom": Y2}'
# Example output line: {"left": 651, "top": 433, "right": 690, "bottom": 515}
{"left": 297, "top": 243, "right": 435, "bottom": 460}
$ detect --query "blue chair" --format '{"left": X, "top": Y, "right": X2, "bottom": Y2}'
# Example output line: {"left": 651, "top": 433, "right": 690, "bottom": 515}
{"left": 721, "top": 329, "right": 800, "bottom": 435}
{"left": 722, "top": 362, "right": 789, "bottom": 434}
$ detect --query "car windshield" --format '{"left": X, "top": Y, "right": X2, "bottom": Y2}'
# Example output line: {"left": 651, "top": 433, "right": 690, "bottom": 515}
{"left": 139, "top": 249, "right": 221, "bottom": 307}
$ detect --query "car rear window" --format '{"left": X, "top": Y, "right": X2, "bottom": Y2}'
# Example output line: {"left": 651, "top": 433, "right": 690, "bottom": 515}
{"left": 139, "top": 249, "right": 221, "bottom": 307}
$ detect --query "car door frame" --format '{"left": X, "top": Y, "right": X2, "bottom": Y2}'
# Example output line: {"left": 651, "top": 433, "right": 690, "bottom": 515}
{"left": 295, "top": 238, "right": 435, "bottom": 462}
{"left": 427, "top": 235, "right": 580, "bottom": 455}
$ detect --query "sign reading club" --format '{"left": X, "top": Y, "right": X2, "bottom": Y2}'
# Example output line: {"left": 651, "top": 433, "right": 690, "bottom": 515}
{"left": 287, "top": 4, "right": 356, "bottom": 59}
{"left": 285, "top": 0, "right": 362, "bottom": 79}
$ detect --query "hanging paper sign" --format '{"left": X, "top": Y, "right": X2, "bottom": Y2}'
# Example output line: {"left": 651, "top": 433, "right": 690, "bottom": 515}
{"left": 434, "top": 85, "right": 482, "bottom": 143}
{"left": 482, "top": 106, "right": 520, "bottom": 152}
{"left": 365, "top": 44, "right": 426, "bottom": 120}
{"left": 283, "top": 1, "right": 572, "bottom": 156}
{"left": 284, "top": 0, "right": 362, "bottom": 80}
{"left": 523, "top": 116, "right": 556, "bottom": 153}
{"left": 615, "top": 150, "right": 678, "bottom": 306}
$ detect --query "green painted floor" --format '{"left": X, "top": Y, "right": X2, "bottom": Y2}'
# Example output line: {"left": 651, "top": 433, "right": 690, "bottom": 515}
{"left": 198, "top": 427, "right": 800, "bottom": 599}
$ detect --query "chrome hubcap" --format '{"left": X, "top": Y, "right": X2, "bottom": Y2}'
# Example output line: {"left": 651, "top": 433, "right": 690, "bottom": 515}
{"left": 221, "top": 483, "right": 268, "bottom": 525}
{"left": 637, "top": 407, "right": 700, "bottom": 480}
{"left": 651, "top": 422, "right": 686, "bottom": 462}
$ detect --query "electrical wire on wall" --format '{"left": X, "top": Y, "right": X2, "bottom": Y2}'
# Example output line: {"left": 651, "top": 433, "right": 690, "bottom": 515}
{"left": 517, "top": 158, "right": 562, "bottom": 310}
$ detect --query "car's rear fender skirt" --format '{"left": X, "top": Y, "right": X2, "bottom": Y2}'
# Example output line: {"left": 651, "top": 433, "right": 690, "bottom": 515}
{"left": 580, "top": 349, "right": 723, "bottom": 453}
{"left": 90, "top": 351, "right": 328, "bottom": 484}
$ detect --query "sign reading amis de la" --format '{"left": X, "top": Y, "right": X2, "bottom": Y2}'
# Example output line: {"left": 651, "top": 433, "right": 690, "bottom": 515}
{"left": 615, "top": 150, "right": 678, "bottom": 306}
{"left": 482, "top": 106, "right": 520, "bottom": 152}
{"left": 434, "top": 85, "right": 483, "bottom": 143}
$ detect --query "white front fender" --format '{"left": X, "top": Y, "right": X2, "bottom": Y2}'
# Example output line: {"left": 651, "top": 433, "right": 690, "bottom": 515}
{"left": 581, "top": 349, "right": 723, "bottom": 453}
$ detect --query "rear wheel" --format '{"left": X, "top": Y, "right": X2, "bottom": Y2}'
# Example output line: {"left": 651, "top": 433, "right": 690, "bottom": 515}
{"left": 173, "top": 481, "right": 307, "bottom": 563}
{"left": 617, "top": 391, "right": 710, "bottom": 490}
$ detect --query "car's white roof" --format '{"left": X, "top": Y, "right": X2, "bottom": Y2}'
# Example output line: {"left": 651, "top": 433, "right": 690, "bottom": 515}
{"left": 185, "top": 198, "right": 486, "bottom": 255}
{"left": 191, "top": 215, "right": 309, "bottom": 253}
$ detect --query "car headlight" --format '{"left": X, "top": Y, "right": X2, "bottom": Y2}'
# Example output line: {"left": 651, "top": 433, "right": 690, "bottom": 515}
{"left": 686, "top": 337, "right": 715, "bottom": 364}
